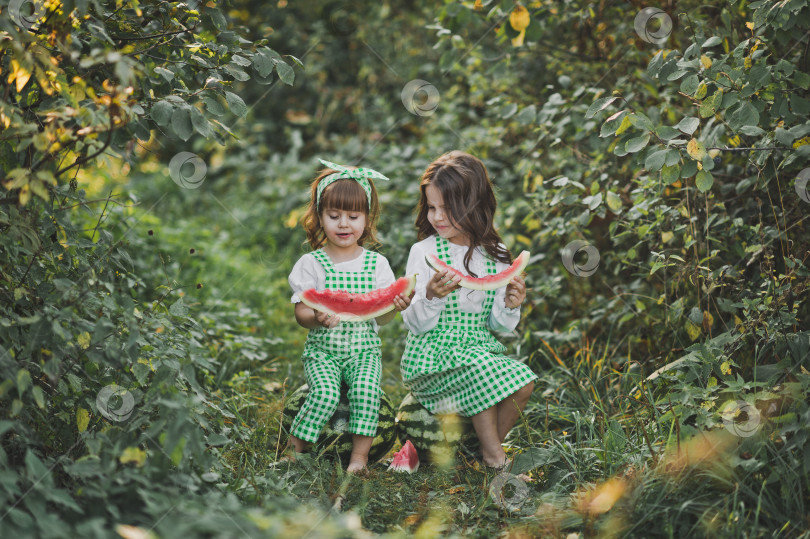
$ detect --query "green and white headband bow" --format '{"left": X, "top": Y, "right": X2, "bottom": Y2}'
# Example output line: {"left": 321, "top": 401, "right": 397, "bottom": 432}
{"left": 316, "top": 158, "right": 390, "bottom": 208}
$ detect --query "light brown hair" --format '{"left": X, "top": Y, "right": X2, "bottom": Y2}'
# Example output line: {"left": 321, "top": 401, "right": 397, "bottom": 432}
{"left": 415, "top": 150, "right": 511, "bottom": 276}
{"left": 302, "top": 167, "right": 380, "bottom": 250}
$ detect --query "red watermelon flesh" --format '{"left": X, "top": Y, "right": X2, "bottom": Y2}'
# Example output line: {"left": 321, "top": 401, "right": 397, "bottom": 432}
{"left": 299, "top": 274, "right": 416, "bottom": 322}
{"left": 388, "top": 440, "right": 420, "bottom": 473}
{"left": 425, "top": 250, "right": 530, "bottom": 291}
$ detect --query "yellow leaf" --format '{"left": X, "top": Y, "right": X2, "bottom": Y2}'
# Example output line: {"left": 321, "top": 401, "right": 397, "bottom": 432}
{"left": 661, "top": 231, "right": 674, "bottom": 244}
{"left": 703, "top": 310, "right": 714, "bottom": 329}
{"left": 615, "top": 114, "right": 633, "bottom": 135}
{"left": 720, "top": 361, "right": 731, "bottom": 375}
{"left": 120, "top": 446, "right": 147, "bottom": 466}
{"left": 580, "top": 478, "right": 627, "bottom": 515}
{"left": 793, "top": 136, "right": 810, "bottom": 148}
{"left": 10, "top": 60, "right": 32, "bottom": 94}
{"left": 509, "top": 5, "right": 530, "bottom": 32}
{"left": 77, "top": 332, "right": 91, "bottom": 350}
{"left": 700, "top": 55, "right": 712, "bottom": 69}
{"left": 686, "top": 138, "right": 707, "bottom": 160}
{"left": 77, "top": 408, "right": 90, "bottom": 432}
{"left": 474, "top": 0, "right": 483, "bottom": 10}
{"left": 745, "top": 21, "right": 754, "bottom": 31}
{"left": 116, "top": 524, "right": 158, "bottom": 539}
{"left": 19, "top": 184, "right": 31, "bottom": 206}
{"left": 511, "top": 29, "right": 526, "bottom": 47}
{"left": 728, "top": 135, "right": 741, "bottom": 147}
{"left": 684, "top": 319, "right": 701, "bottom": 341}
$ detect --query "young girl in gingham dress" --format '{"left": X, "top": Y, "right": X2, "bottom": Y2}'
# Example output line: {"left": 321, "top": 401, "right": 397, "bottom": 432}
{"left": 287, "top": 159, "right": 411, "bottom": 473}
{"left": 400, "top": 151, "right": 537, "bottom": 469}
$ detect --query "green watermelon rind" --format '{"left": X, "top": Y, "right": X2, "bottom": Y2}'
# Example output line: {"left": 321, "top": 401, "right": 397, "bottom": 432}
{"left": 281, "top": 384, "right": 397, "bottom": 464}
{"left": 425, "top": 250, "right": 530, "bottom": 291}
{"left": 299, "top": 274, "right": 417, "bottom": 322}
{"left": 395, "top": 393, "right": 478, "bottom": 463}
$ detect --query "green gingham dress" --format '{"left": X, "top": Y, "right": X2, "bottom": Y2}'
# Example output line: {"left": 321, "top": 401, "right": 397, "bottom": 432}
{"left": 400, "top": 235, "right": 537, "bottom": 416}
{"left": 290, "top": 249, "right": 383, "bottom": 443}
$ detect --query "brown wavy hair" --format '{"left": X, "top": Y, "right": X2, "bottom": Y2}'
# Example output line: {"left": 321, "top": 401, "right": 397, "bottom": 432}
{"left": 415, "top": 151, "right": 511, "bottom": 276}
{"left": 302, "top": 166, "right": 380, "bottom": 250}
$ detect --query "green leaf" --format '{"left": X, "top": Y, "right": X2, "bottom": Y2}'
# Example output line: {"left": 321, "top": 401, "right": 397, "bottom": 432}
{"left": 153, "top": 66, "right": 174, "bottom": 82}
{"left": 275, "top": 61, "right": 295, "bottom": 86}
{"left": 729, "top": 102, "right": 760, "bottom": 130}
{"left": 647, "top": 50, "right": 664, "bottom": 77}
{"left": 625, "top": 134, "right": 650, "bottom": 153}
{"left": 606, "top": 191, "right": 622, "bottom": 213}
{"left": 655, "top": 126, "right": 681, "bottom": 140}
{"left": 600, "top": 110, "right": 626, "bottom": 137}
{"left": 253, "top": 50, "right": 274, "bottom": 77}
{"left": 696, "top": 170, "right": 714, "bottom": 192}
{"left": 32, "top": 386, "right": 46, "bottom": 409}
{"left": 171, "top": 108, "right": 193, "bottom": 141}
{"left": 645, "top": 149, "right": 668, "bottom": 171}
{"left": 680, "top": 74, "right": 700, "bottom": 95}
{"left": 169, "top": 298, "right": 188, "bottom": 317}
{"left": 190, "top": 107, "right": 214, "bottom": 138}
{"left": 699, "top": 90, "right": 723, "bottom": 118}
{"left": 703, "top": 36, "right": 723, "bottom": 47}
{"left": 510, "top": 447, "right": 559, "bottom": 475}
{"left": 586, "top": 96, "right": 618, "bottom": 119}
{"left": 17, "top": 369, "right": 31, "bottom": 397}
{"left": 225, "top": 91, "right": 248, "bottom": 118}
{"left": 662, "top": 164, "right": 680, "bottom": 184}
{"left": 677, "top": 116, "right": 700, "bottom": 135}
{"left": 149, "top": 99, "right": 177, "bottom": 123}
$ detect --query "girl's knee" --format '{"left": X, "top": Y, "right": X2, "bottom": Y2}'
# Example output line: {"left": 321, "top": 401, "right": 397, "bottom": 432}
{"left": 518, "top": 380, "right": 534, "bottom": 399}
{"left": 310, "top": 384, "right": 341, "bottom": 411}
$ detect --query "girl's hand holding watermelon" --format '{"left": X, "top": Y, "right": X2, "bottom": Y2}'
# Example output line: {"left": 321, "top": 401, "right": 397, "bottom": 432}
{"left": 314, "top": 309, "right": 340, "bottom": 328}
{"left": 425, "top": 269, "right": 462, "bottom": 300}
{"left": 504, "top": 275, "right": 527, "bottom": 309}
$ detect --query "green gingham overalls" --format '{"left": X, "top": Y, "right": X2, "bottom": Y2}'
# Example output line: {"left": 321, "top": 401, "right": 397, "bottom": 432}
{"left": 290, "top": 249, "right": 382, "bottom": 443}
{"left": 400, "top": 236, "right": 537, "bottom": 416}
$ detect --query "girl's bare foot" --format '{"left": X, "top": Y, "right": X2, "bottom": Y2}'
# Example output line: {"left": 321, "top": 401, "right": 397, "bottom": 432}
{"left": 279, "top": 436, "right": 309, "bottom": 463}
{"left": 346, "top": 454, "right": 368, "bottom": 474}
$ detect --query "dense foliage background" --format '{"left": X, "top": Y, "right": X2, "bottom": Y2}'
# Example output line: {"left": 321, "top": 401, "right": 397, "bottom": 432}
{"left": 1, "top": 0, "right": 808, "bottom": 537}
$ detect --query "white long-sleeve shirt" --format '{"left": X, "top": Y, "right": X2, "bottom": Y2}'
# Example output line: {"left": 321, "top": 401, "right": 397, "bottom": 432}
{"left": 401, "top": 236, "right": 520, "bottom": 335}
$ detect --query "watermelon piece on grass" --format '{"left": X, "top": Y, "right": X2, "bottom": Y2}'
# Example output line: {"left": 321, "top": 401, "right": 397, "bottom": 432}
{"left": 388, "top": 440, "right": 420, "bottom": 473}
{"left": 299, "top": 274, "right": 417, "bottom": 322}
{"left": 425, "top": 250, "right": 530, "bottom": 291}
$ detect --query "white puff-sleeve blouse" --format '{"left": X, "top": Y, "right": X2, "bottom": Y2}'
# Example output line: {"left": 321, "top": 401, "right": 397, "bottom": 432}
{"left": 400, "top": 236, "right": 521, "bottom": 336}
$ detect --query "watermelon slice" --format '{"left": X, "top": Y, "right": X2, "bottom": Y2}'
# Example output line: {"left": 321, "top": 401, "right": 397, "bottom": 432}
{"left": 425, "top": 250, "right": 530, "bottom": 291}
{"left": 299, "top": 274, "right": 416, "bottom": 322}
{"left": 388, "top": 440, "right": 420, "bottom": 473}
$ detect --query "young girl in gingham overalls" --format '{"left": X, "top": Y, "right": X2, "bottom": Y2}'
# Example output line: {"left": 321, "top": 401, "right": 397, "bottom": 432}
{"left": 400, "top": 151, "right": 537, "bottom": 469}
{"left": 287, "top": 159, "right": 411, "bottom": 473}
